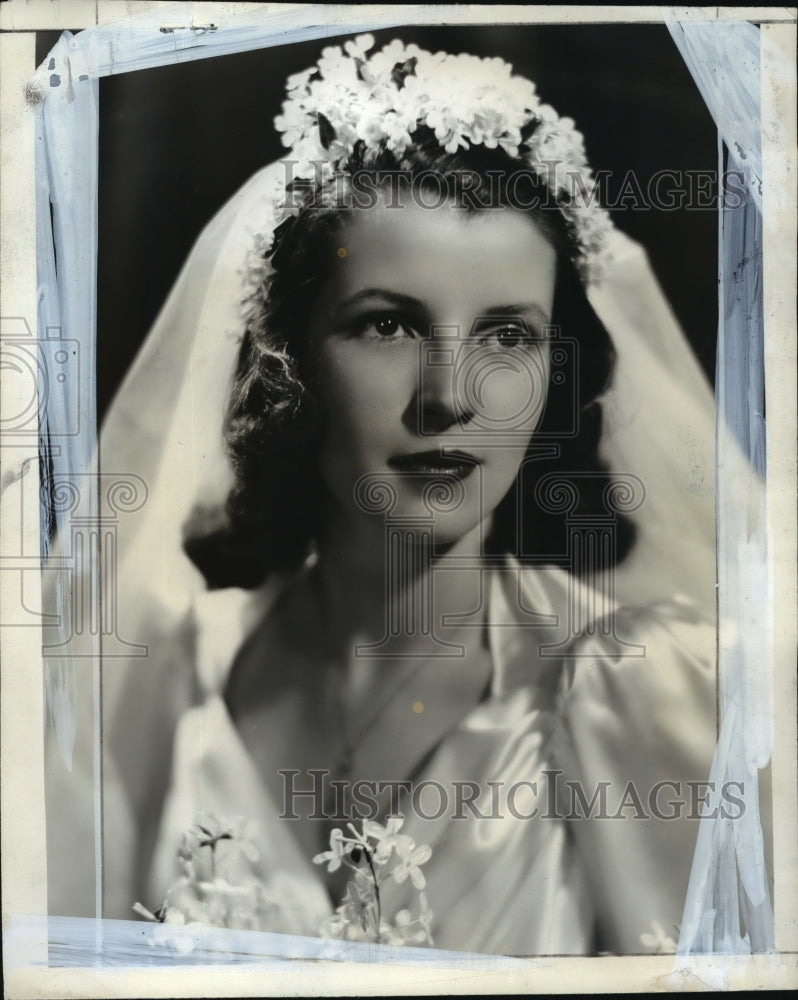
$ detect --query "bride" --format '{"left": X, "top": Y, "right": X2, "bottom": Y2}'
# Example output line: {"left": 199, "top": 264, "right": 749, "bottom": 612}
{"left": 46, "top": 34, "right": 720, "bottom": 956}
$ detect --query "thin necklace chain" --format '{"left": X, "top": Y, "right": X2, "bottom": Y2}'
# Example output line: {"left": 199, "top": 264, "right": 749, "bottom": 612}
{"left": 330, "top": 655, "right": 431, "bottom": 780}
{"left": 311, "top": 557, "right": 491, "bottom": 782}
{"left": 311, "top": 562, "right": 435, "bottom": 780}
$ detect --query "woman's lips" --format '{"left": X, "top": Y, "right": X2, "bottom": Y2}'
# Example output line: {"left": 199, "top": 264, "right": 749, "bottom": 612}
{"left": 387, "top": 450, "right": 480, "bottom": 479}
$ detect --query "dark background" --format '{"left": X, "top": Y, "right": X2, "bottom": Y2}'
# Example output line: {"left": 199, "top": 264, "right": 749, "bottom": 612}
{"left": 38, "top": 23, "right": 719, "bottom": 422}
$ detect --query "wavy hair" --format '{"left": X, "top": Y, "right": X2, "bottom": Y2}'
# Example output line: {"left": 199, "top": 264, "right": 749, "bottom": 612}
{"left": 184, "top": 136, "right": 635, "bottom": 587}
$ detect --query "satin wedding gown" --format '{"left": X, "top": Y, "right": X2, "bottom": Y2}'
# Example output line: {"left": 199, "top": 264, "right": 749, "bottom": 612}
{"left": 129, "top": 556, "right": 717, "bottom": 956}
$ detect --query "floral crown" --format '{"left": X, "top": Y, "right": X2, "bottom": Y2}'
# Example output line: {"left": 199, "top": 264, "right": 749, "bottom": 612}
{"left": 270, "top": 34, "right": 614, "bottom": 282}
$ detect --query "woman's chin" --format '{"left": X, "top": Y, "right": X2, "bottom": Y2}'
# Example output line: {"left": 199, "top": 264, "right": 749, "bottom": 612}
{"left": 384, "top": 503, "right": 492, "bottom": 553}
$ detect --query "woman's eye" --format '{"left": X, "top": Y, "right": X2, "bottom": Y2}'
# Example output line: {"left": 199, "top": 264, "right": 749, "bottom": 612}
{"left": 353, "top": 312, "right": 414, "bottom": 342}
{"left": 482, "top": 323, "right": 534, "bottom": 349}
{"left": 495, "top": 325, "right": 523, "bottom": 348}
{"left": 373, "top": 315, "right": 401, "bottom": 338}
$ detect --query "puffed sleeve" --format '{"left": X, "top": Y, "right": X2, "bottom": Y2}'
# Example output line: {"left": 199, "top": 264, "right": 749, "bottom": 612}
{"left": 550, "top": 597, "right": 717, "bottom": 954}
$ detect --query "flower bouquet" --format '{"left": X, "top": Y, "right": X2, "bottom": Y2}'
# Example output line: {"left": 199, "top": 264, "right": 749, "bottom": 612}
{"left": 134, "top": 813, "right": 433, "bottom": 947}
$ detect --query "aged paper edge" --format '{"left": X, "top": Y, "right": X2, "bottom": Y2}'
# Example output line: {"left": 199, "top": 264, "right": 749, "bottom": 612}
{"left": 1, "top": 2, "right": 796, "bottom": 996}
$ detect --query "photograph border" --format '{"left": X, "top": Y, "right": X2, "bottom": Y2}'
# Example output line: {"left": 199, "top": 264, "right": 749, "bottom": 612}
{"left": 1, "top": 3, "right": 796, "bottom": 995}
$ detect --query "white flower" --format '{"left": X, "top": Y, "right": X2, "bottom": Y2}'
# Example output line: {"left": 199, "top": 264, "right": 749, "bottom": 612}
{"left": 640, "top": 920, "right": 678, "bottom": 954}
{"left": 320, "top": 880, "right": 377, "bottom": 941}
{"left": 286, "top": 67, "right": 316, "bottom": 93}
{"left": 310, "top": 817, "right": 436, "bottom": 946}
{"left": 363, "top": 815, "right": 412, "bottom": 862}
{"left": 269, "top": 37, "right": 613, "bottom": 281}
{"left": 312, "top": 827, "right": 347, "bottom": 872}
{"left": 366, "top": 38, "right": 410, "bottom": 84}
{"left": 382, "top": 112, "right": 413, "bottom": 154}
{"left": 132, "top": 901, "right": 160, "bottom": 922}
{"left": 344, "top": 33, "right": 375, "bottom": 60}
{"left": 162, "top": 906, "right": 186, "bottom": 925}
{"left": 356, "top": 113, "right": 385, "bottom": 146}
{"left": 379, "top": 893, "right": 434, "bottom": 946}
{"left": 175, "top": 814, "right": 259, "bottom": 883}
{"left": 391, "top": 839, "right": 432, "bottom": 889}
{"left": 316, "top": 45, "right": 360, "bottom": 88}
{"left": 339, "top": 880, "right": 373, "bottom": 928}
{"left": 274, "top": 104, "right": 310, "bottom": 149}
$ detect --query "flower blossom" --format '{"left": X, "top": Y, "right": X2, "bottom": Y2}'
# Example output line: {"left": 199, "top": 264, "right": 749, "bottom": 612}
{"left": 640, "top": 920, "right": 678, "bottom": 954}
{"left": 270, "top": 35, "right": 613, "bottom": 280}
{"left": 312, "top": 826, "right": 347, "bottom": 873}
{"left": 392, "top": 839, "right": 433, "bottom": 890}
{"left": 363, "top": 815, "right": 413, "bottom": 862}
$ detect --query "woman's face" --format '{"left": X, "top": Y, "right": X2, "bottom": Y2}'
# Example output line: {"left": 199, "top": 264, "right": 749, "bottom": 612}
{"left": 305, "top": 193, "right": 557, "bottom": 546}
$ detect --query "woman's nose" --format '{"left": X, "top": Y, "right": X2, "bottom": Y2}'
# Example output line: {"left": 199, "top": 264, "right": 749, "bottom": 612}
{"left": 406, "top": 343, "right": 476, "bottom": 435}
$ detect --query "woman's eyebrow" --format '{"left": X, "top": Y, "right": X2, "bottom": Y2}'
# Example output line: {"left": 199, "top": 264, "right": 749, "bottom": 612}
{"left": 329, "top": 291, "right": 550, "bottom": 331}
{"left": 477, "top": 303, "right": 551, "bottom": 326}
{"left": 331, "top": 288, "right": 430, "bottom": 318}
